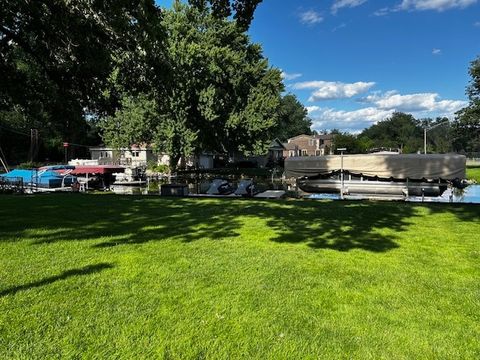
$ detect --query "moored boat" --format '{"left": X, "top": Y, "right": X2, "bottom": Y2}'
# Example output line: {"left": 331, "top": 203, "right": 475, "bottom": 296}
{"left": 285, "top": 154, "right": 466, "bottom": 197}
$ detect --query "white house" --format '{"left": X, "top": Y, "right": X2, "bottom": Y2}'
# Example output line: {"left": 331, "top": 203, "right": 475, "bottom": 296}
{"left": 89, "top": 145, "right": 214, "bottom": 169}
{"left": 89, "top": 145, "right": 157, "bottom": 167}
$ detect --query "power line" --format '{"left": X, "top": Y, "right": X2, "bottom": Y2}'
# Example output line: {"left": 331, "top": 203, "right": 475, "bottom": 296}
{"left": 0, "top": 124, "right": 30, "bottom": 137}
{"left": 0, "top": 125, "right": 94, "bottom": 150}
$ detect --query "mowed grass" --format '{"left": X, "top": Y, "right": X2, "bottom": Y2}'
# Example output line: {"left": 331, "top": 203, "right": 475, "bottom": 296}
{"left": 0, "top": 195, "right": 479, "bottom": 359}
{"left": 467, "top": 165, "right": 480, "bottom": 182}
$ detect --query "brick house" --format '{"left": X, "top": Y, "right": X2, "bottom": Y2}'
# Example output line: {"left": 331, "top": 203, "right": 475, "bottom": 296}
{"left": 282, "top": 134, "right": 334, "bottom": 157}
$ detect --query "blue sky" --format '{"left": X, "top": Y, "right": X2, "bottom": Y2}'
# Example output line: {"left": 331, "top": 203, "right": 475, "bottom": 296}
{"left": 158, "top": 0, "right": 480, "bottom": 132}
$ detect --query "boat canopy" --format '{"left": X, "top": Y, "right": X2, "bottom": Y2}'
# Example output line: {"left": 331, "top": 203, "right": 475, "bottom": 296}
{"left": 285, "top": 154, "right": 466, "bottom": 180}
{"left": 1, "top": 169, "right": 76, "bottom": 187}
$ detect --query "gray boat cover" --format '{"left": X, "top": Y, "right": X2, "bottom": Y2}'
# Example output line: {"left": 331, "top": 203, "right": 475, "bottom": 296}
{"left": 285, "top": 154, "right": 466, "bottom": 180}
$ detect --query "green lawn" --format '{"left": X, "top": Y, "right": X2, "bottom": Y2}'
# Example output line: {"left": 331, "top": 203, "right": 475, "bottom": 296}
{"left": 0, "top": 195, "right": 479, "bottom": 359}
{"left": 467, "top": 165, "right": 480, "bottom": 182}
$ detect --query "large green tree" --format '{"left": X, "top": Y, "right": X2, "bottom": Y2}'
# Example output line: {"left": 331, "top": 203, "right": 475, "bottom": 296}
{"left": 360, "top": 112, "right": 423, "bottom": 153}
{"left": 0, "top": 0, "right": 165, "bottom": 163}
{"left": 453, "top": 56, "right": 480, "bottom": 153}
{"left": 328, "top": 129, "right": 373, "bottom": 154}
{"left": 101, "top": 2, "right": 283, "bottom": 169}
{"left": 272, "top": 94, "right": 312, "bottom": 142}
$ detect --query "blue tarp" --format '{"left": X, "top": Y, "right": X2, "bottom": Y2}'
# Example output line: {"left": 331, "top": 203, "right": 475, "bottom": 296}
{"left": 2, "top": 169, "right": 76, "bottom": 188}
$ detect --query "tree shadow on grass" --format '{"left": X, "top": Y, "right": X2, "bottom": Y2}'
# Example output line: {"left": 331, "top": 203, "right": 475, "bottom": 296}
{"left": 237, "top": 201, "right": 413, "bottom": 252}
{"left": 0, "top": 194, "right": 478, "bottom": 253}
{"left": 0, "top": 195, "right": 243, "bottom": 247}
{"left": 0, "top": 263, "right": 114, "bottom": 297}
{"left": 263, "top": 201, "right": 479, "bottom": 251}
{"left": 426, "top": 202, "right": 480, "bottom": 222}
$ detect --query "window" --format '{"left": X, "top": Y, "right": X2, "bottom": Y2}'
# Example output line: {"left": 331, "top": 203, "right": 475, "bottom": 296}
{"left": 131, "top": 151, "right": 140, "bottom": 157}
{"left": 302, "top": 149, "right": 308, "bottom": 156}
{"left": 309, "top": 139, "right": 314, "bottom": 146}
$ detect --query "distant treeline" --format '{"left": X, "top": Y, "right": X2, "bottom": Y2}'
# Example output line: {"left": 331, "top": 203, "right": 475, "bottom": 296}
{"left": 328, "top": 112, "right": 466, "bottom": 155}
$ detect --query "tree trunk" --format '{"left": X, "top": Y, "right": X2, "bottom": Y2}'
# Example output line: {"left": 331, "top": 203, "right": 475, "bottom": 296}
{"left": 169, "top": 154, "right": 180, "bottom": 174}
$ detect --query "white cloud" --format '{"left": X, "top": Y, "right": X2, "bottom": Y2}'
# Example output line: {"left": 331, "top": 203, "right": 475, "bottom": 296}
{"left": 318, "top": 107, "right": 393, "bottom": 123}
{"left": 434, "top": 99, "right": 469, "bottom": 114}
{"left": 281, "top": 72, "right": 302, "bottom": 81}
{"left": 299, "top": 10, "right": 323, "bottom": 25}
{"left": 361, "top": 91, "right": 467, "bottom": 114}
{"left": 374, "top": 0, "right": 476, "bottom": 15}
{"left": 293, "top": 80, "right": 376, "bottom": 101}
{"left": 307, "top": 91, "right": 468, "bottom": 132}
{"left": 310, "top": 107, "right": 394, "bottom": 132}
{"left": 306, "top": 106, "right": 321, "bottom": 114}
{"left": 332, "top": 0, "right": 368, "bottom": 13}
{"left": 474, "top": 21, "right": 480, "bottom": 26}
{"left": 432, "top": 48, "right": 442, "bottom": 55}
{"left": 397, "top": 0, "right": 477, "bottom": 11}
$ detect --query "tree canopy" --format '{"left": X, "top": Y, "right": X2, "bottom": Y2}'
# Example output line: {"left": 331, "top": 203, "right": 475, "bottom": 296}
{"left": 101, "top": 2, "right": 282, "bottom": 168}
{"left": 329, "top": 113, "right": 454, "bottom": 155}
{"left": 271, "top": 94, "right": 312, "bottom": 142}
{"left": 453, "top": 56, "right": 480, "bottom": 153}
{"left": 359, "top": 112, "right": 423, "bottom": 153}
{"left": 0, "top": 0, "right": 165, "bottom": 162}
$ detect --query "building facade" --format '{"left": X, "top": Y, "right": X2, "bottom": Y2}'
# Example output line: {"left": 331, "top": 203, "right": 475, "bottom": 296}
{"left": 89, "top": 145, "right": 215, "bottom": 169}
{"left": 282, "top": 134, "right": 334, "bottom": 157}
{"left": 89, "top": 145, "right": 158, "bottom": 167}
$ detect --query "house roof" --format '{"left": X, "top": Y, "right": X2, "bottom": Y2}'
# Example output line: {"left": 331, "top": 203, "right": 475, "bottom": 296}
{"left": 269, "top": 138, "right": 286, "bottom": 150}
{"left": 314, "top": 134, "right": 334, "bottom": 140}
{"left": 283, "top": 142, "right": 298, "bottom": 150}
{"left": 287, "top": 133, "right": 334, "bottom": 142}
{"left": 287, "top": 134, "right": 312, "bottom": 141}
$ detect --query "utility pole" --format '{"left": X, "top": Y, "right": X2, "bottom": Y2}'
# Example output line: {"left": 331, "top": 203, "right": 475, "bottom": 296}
{"left": 423, "top": 121, "right": 449, "bottom": 154}
{"left": 63, "top": 142, "right": 69, "bottom": 164}
{"left": 424, "top": 127, "right": 427, "bottom": 155}
{"left": 337, "top": 148, "right": 347, "bottom": 200}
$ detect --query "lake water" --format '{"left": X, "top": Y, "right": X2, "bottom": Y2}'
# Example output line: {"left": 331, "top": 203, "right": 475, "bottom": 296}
{"left": 456, "top": 184, "right": 480, "bottom": 203}
{"left": 407, "top": 184, "right": 480, "bottom": 204}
